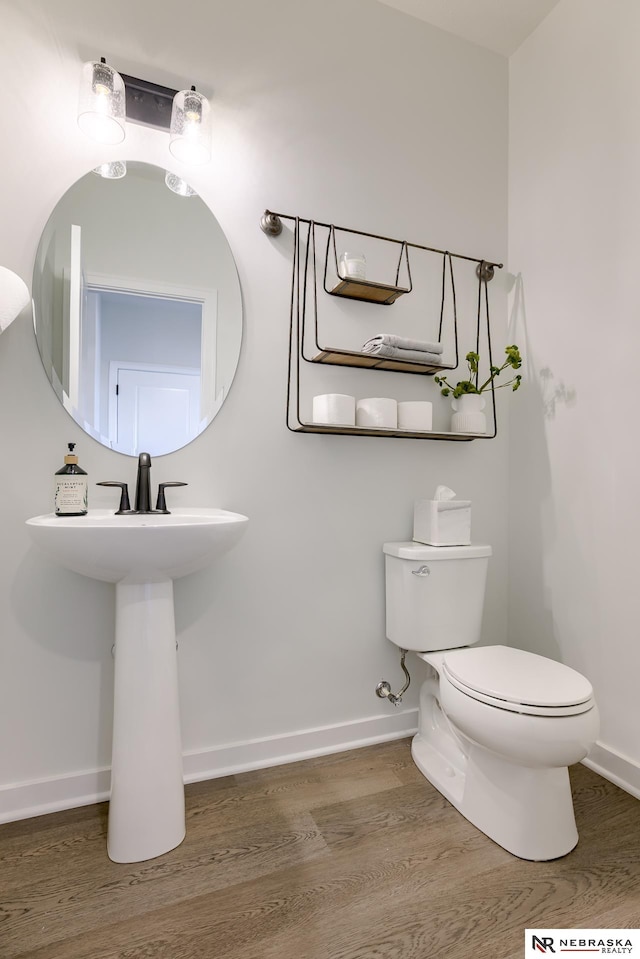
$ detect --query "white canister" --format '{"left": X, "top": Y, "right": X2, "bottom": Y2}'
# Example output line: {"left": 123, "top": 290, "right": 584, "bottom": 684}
{"left": 356, "top": 397, "right": 398, "bottom": 429}
{"left": 312, "top": 393, "right": 356, "bottom": 426}
{"left": 397, "top": 401, "right": 433, "bottom": 431}
{"left": 339, "top": 252, "right": 366, "bottom": 280}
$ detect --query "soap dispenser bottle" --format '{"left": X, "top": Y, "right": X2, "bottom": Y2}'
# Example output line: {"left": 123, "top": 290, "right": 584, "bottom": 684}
{"left": 55, "top": 443, "right": 88, "bottom": 516}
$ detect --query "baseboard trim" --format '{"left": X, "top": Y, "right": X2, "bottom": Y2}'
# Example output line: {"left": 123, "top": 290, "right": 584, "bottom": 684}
{"left": 0, "top": 709, "right": 418, "bottom": 824}
{"left": 5, "top": 722, "right": 635, "bottom": 826}
{"left": 582, "top": 740, "right": 640, "bottom": 800}
{"left": 0, "top": 767, "right": 112, "bottom": 825}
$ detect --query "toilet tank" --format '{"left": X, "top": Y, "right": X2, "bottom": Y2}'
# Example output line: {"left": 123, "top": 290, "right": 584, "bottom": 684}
{"left": 383, "top": 542, "right": 492, "bottom": 652}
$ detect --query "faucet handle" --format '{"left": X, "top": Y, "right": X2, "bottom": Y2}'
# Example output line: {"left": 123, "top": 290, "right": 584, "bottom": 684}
{"left": 97, "top": 481, "right": 132, "bottom": 514}
{"left": 156, "top": 482, "right": 188, "bottom": 514}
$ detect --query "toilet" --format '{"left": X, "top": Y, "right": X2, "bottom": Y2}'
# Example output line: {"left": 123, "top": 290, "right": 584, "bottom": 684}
{"left": 383, "top": 541, "right": 599, "bottom": 861}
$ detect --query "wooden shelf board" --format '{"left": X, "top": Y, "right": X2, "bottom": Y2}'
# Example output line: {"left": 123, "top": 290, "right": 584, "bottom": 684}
{"left": 292, "top": 422, "right": 485, "bottom": 441}
{"left": 328, "top": 278, "right": 409, "bottom": 305}
{"left": 311, "top": 348, "right": 453, "bottom": 375}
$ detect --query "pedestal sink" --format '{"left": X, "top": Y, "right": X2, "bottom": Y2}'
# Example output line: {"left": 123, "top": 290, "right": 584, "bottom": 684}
{"left": 26, "top": 507, "right": 248, "bottom": 863}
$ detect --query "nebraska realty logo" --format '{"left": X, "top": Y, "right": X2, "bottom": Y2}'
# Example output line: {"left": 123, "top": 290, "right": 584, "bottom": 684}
{"left": 526, "top": 930, "right": 640, "bottom": 956}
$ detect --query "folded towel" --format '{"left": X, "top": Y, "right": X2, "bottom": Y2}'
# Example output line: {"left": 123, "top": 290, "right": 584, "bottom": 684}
{"left": 362, "top": 334, "right": 443, "bottom": 355}
{"left": 362, "top": 344, "right": 444, "bottom": 364}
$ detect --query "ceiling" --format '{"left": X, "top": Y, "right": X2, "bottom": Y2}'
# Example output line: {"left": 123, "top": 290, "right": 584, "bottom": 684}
{"left": 375, "top": 0, "right": 561, "bottom": 56}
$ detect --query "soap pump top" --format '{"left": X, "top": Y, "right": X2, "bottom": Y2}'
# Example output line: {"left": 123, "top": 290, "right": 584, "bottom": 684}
{"left": 56, "top": 442, "right": 87, "bottom": 474}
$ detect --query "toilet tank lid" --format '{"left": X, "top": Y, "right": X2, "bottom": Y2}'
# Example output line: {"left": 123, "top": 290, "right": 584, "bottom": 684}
{"left": 383, "top": 542, "right": 492, "bottom": 560}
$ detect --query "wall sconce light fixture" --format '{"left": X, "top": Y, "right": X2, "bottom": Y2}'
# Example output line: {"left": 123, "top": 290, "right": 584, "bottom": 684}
{"left": 0, "top": 267, "right": 30, "bottom": 333}
{"left": 169, "top": 87, "right": 211, "bottom": 165}
{"left": 77, "top": 58, "right": 126, "bottom": 145}
{"left": 78, "top": 60, "right": 212, "bottom": 173}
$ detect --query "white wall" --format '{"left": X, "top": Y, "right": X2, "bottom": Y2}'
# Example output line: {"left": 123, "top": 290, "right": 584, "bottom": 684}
{"left": 509, "top": 0, "right": 640, "bottom": 795}
{"left": 0, "top": 0, "right": 508, "bottom": 818}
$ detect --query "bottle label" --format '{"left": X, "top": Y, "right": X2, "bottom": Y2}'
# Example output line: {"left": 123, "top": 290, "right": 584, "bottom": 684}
{"left": 55, "top": 477, "right": 88, "bottom": 514}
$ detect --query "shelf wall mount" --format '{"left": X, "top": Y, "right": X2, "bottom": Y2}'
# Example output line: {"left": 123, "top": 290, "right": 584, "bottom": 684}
{"left": 260, "top": 211, "right": 283, "bottom": 236}
{"left": 260, "top": 210, "right": 503, "bottom": 278}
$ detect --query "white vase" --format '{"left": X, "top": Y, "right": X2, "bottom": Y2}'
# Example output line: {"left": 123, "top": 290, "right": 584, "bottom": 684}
{"left": 451, "top": 393, "right": 487, "bottom": 434}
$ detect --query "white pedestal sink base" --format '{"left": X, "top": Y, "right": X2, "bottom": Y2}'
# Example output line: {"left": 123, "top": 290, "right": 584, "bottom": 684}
{"left": 26, "top": 508, "right": 249, "bottom": 862}
{"left": 108, "top": 578, "right": 185, "bottom": 863}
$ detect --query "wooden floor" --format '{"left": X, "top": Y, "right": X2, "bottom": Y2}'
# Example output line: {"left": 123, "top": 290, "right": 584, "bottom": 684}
{"left": 1, "top": 739, "right": 639, "bottom": 959}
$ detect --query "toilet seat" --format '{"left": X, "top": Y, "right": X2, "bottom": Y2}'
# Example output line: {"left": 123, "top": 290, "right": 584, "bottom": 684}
{"left": 441, "top": 645, "right": 595, "bottom": 717}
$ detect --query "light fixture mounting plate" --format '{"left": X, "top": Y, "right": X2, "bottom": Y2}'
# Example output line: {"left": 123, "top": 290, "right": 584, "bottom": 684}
{"left": 121, "top": 74, "right": 179, "bottom": 131}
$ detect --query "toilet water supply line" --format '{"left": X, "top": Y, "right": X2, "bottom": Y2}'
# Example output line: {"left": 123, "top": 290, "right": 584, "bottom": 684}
{"left": 376, "top": 648, "right": 411, "bottom": 706}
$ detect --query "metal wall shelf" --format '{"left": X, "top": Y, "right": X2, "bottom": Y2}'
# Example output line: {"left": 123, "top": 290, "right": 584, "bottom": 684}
{"left": 292, "top": 422, "right": 488, "bottom": 441}
{"left": 324, "top": 232, "right": 413, "bottom": 304}
{"left": 260, "top": 210, "right": 501, "bottom": 441}
{"left": 311, "top": 347, "right": 455, "bottom": 375}
{"left": 327, "top": 277, "right": 408, "bottom": 305}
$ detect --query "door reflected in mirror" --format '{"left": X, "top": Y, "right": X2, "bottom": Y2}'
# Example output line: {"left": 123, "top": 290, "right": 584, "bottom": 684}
{"left": 32, "top": 162, "right": 242, "bottom": 456}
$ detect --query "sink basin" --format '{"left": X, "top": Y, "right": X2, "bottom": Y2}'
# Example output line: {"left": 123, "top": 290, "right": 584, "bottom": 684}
{"left": 26, "top": 506, "right": 248, "bottom": 864}
{"left": 26, "top": 507, "right": 248, "bottom": 583}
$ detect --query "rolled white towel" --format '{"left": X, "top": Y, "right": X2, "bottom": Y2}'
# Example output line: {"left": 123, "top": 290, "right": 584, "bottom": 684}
{"left": 362, "top": 344, "right": 444, "bottom": 364}
{"left": 361, "top": 334, "right": 443, "bottom": 355}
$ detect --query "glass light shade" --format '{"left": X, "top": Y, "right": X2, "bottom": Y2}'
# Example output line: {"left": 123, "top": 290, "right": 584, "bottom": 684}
{"left": 0, "top": 267, "right": 30, "bottom": 332}
{"left": 77, "top": 60, "right": 126, "bottom": 145}
{"left": 165, "top": 171, "right": 198, "bottom": 197}
{"left": 168, "top": 89, "right": 211, "bottom": 165}
{"left": 92, "top": 160, "right": 127, "bottom": 179}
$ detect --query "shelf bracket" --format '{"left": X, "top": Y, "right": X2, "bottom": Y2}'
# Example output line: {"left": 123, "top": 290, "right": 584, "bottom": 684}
{"left": 260, "top": 210, "right": 283, "bottom": 236}
{"left": 476, "top": 261, "right": 495, "bottom": 283}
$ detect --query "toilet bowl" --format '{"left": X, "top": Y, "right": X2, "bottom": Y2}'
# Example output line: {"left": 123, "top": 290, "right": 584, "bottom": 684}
{"left": 383, "top": 542, "right": 599, "bottom": 861}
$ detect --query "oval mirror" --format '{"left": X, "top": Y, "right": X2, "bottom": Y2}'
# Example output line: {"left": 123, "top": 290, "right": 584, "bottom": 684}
{"left": 32, "top": 162, "right": 242, "bottom": 456}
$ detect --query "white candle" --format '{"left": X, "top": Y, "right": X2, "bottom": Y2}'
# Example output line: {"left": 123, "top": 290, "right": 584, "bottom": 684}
{"left": 339, "top": 252, "right": 366, "bottom": 280}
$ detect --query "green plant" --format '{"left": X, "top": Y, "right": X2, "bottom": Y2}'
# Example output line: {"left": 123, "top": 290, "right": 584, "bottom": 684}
{"left": 435, "top": 345, "right": 523, "bottom": 399}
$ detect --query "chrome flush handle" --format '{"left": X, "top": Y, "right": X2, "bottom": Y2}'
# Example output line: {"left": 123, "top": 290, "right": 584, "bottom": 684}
{"left": 411, "top": 565, "right": 431, "bottom": 576}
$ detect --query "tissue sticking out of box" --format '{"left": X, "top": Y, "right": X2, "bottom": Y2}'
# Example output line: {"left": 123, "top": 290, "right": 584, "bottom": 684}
{"left": 413, "top": 486, "right": 471, "bottom": 546}
{"left": 434, "top": 485, "right": 456, "bottom": 502}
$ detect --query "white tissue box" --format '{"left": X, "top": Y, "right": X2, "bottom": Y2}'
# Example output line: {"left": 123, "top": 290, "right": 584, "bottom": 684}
{"left": 413, "top": 498, "right": 471, "bottom": 546}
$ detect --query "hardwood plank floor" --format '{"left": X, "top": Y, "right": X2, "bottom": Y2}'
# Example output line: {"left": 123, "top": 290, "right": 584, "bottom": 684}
{"left": 1, "top": 739, "right": 639, "bottom": 959}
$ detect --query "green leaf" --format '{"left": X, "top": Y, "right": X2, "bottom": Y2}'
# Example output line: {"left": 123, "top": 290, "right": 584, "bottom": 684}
{"left": 439, "top": 344, "right": 523, "bottom": 401}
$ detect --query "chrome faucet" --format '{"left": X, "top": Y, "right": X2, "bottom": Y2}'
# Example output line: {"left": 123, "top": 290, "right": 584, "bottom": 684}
{"left": 98, "top": 453, "right": 187, "bottom": 515}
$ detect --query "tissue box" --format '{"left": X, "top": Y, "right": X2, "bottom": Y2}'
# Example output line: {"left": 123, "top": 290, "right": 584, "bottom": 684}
{"left": 413, "top": 498, "right": 471, "bottom": 546}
